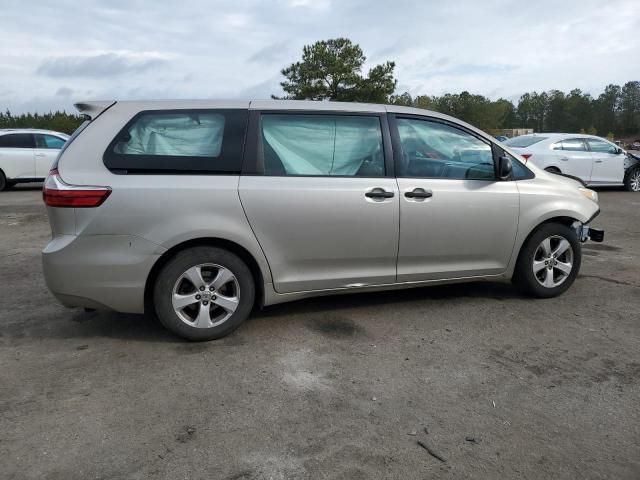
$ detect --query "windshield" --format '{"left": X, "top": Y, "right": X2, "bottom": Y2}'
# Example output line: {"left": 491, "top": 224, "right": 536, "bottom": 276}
{"left": 504, "top": 136, "right": 548, "bottom": 148}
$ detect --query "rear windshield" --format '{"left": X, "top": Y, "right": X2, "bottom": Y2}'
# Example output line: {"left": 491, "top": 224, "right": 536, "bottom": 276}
{"left": 504, "top": 136, "right": 548, "bottom": 148}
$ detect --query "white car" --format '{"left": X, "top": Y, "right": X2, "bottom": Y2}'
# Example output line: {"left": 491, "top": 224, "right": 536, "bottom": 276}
{"left": 0, "top": 129, "right": 69, "bottom": 190}
{"left": 504, "top": 133, "right": 640, "bottom": 192}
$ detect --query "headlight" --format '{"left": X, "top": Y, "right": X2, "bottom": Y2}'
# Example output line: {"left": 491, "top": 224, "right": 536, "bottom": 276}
{"left": 579, "top": 187, "right": 598, "bottom": 203}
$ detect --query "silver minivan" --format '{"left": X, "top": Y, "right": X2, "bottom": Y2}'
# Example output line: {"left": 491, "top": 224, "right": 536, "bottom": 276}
{"left": 42, "top": 100, "right": 603, "bottom": 340}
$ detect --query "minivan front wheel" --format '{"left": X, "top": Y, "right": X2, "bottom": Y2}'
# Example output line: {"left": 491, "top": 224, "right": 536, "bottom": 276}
{"left": 513, "top": 223, "right": 581, "bottom": 298}
{"left": 153, "top": 247, "right": 255, "bottom": 341}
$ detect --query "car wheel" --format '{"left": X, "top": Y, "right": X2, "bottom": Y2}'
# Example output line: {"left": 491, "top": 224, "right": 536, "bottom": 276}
{"left": 0, "top": 171, "right": 7, "bottom": 191}
{"left": 513, "top": 223, "right": 581, "bottom": 298}
{"left": 544, "top": 167, "right": 561, "bottom": 174}
{"left": 153, "top": 246, "right": 255, "bottom": 341}
{"left": 624, "top": 166, "right": 640, "bottom": 192}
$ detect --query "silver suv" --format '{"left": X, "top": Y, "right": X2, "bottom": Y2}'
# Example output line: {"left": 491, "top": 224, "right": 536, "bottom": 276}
{"left": 42, "top": 100, "right": 603, "bottom": 340}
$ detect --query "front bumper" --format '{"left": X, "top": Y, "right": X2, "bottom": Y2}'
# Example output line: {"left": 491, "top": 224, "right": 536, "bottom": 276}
{"left": 579, "top": 225, "right": 605, "bottom": 243}
{"left": 43, "top": 234, "right": 165, "bottom": 313}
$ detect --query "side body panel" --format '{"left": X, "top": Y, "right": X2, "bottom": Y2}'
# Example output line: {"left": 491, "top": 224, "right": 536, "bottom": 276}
{"left": 589, "top": 151, "right": 625, "bottom": 184}
{"left": 240, "top": 176, "right": 399, "bottom": 292}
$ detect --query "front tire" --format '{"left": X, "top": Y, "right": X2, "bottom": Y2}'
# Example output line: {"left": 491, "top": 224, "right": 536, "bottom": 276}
{"left": 624, "top": 166, "right": 640, "bottom": 192}
{"left": 513, "top": 223, "right": 581, "bottom": 298}
{"left": 153, "top": 247, "right": 255, "bottom": 341}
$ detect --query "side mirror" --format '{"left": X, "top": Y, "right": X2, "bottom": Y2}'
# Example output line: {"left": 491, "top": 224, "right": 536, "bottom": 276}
{"left": 497, "top": 155, "right": 513, "bottom": 180}
{"left": 615, "top": 147, "right": 624, "bottom": 155}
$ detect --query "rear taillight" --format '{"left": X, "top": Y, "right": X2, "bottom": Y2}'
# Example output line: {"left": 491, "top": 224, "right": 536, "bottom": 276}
{"left": 520, "top": 153, "right": 533, "bottom": 162}
{"left": 43, "top": 169, "right": 111, "bottom": 208}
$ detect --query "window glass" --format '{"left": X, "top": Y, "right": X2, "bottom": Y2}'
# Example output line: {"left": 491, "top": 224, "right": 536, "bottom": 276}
{"left": 551, "top": 142, "right": 563, "bottom": 150}
{"left": 505, "top": 152, "right": 534, "bottom": 180}
{"left": 261, "top": 114, "right": 384, "bottom": 176}
{"left": 0, "top": 133, "right": 35, "bottom": 148}
{"left": 113, "top": 112, "right": 225, "bottom": 157}
{"left": 396, "top": 118, "right": 494, "bottom": 180}
{"left": 35, "top": 134, "right": 66, "bottom": 149}
{"left": 560, "top": 139, "right": 586, "bottom": 152}
{"left": 504, "top": 136, "right": 547, "bottom": 148}
{"left": 104, "top": 109, "right": 248, "bottom": 174}
{"left": 587, "top": 138, "right": 617, "bottom": 154}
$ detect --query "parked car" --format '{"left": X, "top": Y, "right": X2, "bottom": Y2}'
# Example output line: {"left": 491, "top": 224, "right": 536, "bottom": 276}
{"left": 42, "top": 100, "right": 603, "bottom": 341}
{"left": 504, "top": 133, "right": 640, "bottom": 192}
{"left": 0, "top": 129, "right": 69, "bottom": 190}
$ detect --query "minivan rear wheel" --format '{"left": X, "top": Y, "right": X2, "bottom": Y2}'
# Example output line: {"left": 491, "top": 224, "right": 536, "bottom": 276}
{"left": 153, "top": 247, "right": 255, "bottom": 341}
{"left": 513, "top": 223, "right": 581, "bottom": 298}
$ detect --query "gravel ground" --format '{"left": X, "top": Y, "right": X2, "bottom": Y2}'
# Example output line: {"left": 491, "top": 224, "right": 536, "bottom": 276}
{"left": 1, "top": 184, "right": 639, "bottom": 479}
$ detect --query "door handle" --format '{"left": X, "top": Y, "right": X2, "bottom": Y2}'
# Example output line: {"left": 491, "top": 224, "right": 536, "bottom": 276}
{"left": 365, "top": 189, "right": 394, "bottom": 199}
{"left": 594, "top": 160, "right": 603, "bottom": 163}
{"left": 404, "top": 188, "right": 433, "bottom": 199}
{"left": 35, "top": 153, "right": 46, "bottom": 157}
{"left": 560, "top": 157, "right": 569, "bottom": 161}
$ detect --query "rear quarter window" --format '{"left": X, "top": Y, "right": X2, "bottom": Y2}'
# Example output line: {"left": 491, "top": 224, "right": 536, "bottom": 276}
{"left": 504, "top": 136, "right": 548, "bottom": 148}
{"left": 103, "top": 109, "right": 248, "bottom": 174}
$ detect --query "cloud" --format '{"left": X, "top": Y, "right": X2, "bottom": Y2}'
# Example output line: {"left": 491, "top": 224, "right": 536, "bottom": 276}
{"left": 55, "top": 87, "right": 73, "bottom": 96}
{"left": 248, "top": 41, "right": 292, "bottom": 64}
{"left": 37, "top": 52, "right": 168, "bottom": 78}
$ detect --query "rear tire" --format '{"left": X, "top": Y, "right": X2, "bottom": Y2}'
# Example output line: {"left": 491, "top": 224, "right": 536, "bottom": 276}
{"left": 153, "top": 247, "right": 255, "bottom": 341}
{"left": 0, "top": 171, "right": 6, "bottom": 191}
{"left": 624, "top": 166, "right": 640, "bottom": 192}
{"left": 513, "top": 223, "right": 581, "bottom": 298}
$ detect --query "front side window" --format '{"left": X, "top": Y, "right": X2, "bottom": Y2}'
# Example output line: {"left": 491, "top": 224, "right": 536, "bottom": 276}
{"left": 559, "top": 139, "right": 587, "bottom": 152}
{"left": 35, "top": 134, "right": 66, "bottom": 149}
{"left": 260, "top": 114, "right": 384, "bottom": 176}
{"left": 104, "top": 109, "right": 247, "bottom": 174}
{"left": 396, "top": 118, "right": 494, "bottom": 180}
{"left": 587, "top": 138, "right": 617, "bottom": 154}
{"left": 0, "top": 133, "right": 35, "bottom": 148}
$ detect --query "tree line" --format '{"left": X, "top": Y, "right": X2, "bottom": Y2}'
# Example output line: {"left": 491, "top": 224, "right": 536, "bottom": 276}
{"left": 2, "top": 38, "right": 639, "bottom": 139}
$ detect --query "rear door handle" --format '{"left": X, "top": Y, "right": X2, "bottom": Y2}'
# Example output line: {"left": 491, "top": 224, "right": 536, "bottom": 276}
{"left": 404, "top": 188, "right": 433, "bottom": 199}
{"left": 594, "top": 160, "right": 603, "bottom": 163}
{"left": 560, "top": 157, "right": 569, "bottom": 161}
{"left": 365, "top": 189, "right": 394, "bottom": 199}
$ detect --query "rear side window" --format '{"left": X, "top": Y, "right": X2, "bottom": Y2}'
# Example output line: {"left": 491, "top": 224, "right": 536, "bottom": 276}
{"left": 104, "top": 109, "right": 248, "bottom": 174}
{"left": 0, "top": 133, "right": 35, "bottom": 148}
{"left": 555, "top": 139, "right": 587, "bottom": 152}
{"left": 260, "top": 114, "right": 385, "bottom": 176}
{"left": 35, "top": 134, "right": 66, "bottom": 149}
{"left": 504, "top": 136, "right": 547, "bottom": 148}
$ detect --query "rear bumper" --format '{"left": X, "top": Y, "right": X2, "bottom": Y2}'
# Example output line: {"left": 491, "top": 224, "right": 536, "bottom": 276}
{"left": 42, "top": 234, "right": 165, "bottom": 313}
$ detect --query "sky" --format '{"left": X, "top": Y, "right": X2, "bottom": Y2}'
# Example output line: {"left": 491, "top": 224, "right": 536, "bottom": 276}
{"left": 0, "top": 0, "right": 638, "bottom": 114}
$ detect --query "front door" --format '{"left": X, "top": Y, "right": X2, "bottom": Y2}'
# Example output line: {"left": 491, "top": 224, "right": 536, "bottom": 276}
{"left": 390, "top": 115, "right": 520, "bottom": 282}
{"left": 586, "top": 138, "right": 625, "bottom": 184}
{"left": 239, "top": 111, "right": 399, "bottom": 293}
{"left": 34, "top": 134, "right": 66, "bottom": 178}
{"left": 555, "top": 138, "right": 593, "bottom": 182}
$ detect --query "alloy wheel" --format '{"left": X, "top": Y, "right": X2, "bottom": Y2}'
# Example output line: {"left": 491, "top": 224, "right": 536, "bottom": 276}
{"left": 171, "top": 263, "right": 240, "bottom": 328}
{"left": 532, "top": 235, "right": 574, "bottom": 288}
{"left": 630, "top": 170, "right": 640, "bottom": 192}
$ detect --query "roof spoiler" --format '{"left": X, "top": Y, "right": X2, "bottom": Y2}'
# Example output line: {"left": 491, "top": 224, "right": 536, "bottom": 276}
{"left": 74, "top": 100, "right": 116, "bottom": 120}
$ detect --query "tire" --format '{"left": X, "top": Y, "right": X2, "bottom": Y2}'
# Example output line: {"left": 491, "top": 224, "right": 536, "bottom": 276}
{"left": 0, "top": 171, "right": 6, "bottom": 191}
{"left": 624, "top": 166, "right": 640, "bottom": 192}
{"left": 544, "top": 167, "right": 561, "bottom": 174}
{"left": 513, "top": 222, "right": 581, "bottom": 298}
{"left": 153, "top": 247, "right": 255, "bottom": 341}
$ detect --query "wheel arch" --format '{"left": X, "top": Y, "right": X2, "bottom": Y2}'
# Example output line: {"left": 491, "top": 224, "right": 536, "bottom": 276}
{"left": 144, "top": 237, "right": 266, "bottom": 315}
{"left": 509, "top": 215, "right": 581, "bottom": 278}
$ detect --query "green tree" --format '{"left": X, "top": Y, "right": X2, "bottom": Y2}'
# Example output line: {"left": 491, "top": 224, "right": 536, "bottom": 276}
{"left": 275, "top": 38, "right": 397, "bottom": 103}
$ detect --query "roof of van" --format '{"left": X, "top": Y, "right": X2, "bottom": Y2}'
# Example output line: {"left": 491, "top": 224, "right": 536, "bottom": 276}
{"left": 75, "top": 98, "right": 458, "bottom": 122}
